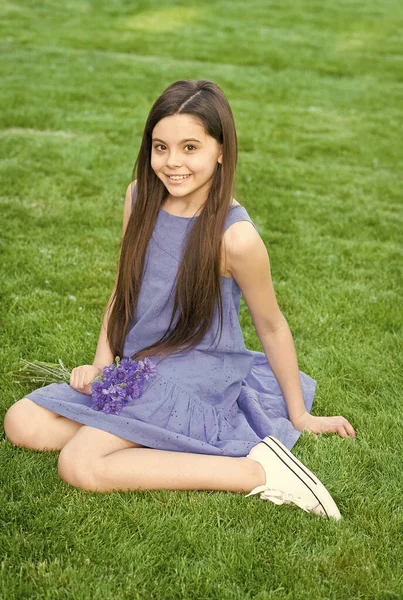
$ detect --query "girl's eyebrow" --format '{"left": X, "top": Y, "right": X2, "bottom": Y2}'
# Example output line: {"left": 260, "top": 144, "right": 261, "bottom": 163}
{"left": 152, "top": 137, "right": 202, "bottom": 144}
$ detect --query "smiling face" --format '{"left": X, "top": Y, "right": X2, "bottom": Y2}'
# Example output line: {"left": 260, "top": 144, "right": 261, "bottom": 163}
{"left": 151, "top": 113, "right": 223, "bottom": 206}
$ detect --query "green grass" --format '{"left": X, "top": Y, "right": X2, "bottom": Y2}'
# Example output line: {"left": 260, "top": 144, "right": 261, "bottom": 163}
{"left": 1, "top": 1, "right": 403, "bottom": 598}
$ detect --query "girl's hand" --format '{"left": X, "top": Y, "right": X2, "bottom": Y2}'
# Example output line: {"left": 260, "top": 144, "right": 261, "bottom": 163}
{"left": 69, "top": 365, "right": 103, "bottom": 396}
{"left": 292, "top": 411, "right": 356, "bottom": 439}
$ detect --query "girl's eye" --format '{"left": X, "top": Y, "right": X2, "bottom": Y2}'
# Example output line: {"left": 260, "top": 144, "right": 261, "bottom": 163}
{"left": 153, "top": 144, "right": 196, "bottom": 151}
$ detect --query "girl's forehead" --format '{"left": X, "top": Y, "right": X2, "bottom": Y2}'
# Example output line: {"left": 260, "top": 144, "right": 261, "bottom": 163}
{"left": 152, "top": 114, "right": 206, "bottom": 140}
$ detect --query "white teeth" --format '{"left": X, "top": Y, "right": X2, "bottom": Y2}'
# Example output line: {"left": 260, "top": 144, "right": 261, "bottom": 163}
{"left": 168, "top": 175, "right": 190, "bottom": 180}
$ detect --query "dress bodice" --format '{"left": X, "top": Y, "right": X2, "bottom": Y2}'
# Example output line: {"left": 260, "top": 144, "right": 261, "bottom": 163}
{"left": 122, "top": 184, "right": 259, "bottom": 409}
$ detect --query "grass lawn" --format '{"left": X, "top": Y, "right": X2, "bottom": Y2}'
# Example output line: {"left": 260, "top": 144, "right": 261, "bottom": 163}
{"left": 1, "top": 1, "right": 402, "bottom": 598}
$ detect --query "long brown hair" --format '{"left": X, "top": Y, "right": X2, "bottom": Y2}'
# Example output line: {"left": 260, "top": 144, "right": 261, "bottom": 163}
{"left": 107, "top": 80, "right": 238, "bottom": 361}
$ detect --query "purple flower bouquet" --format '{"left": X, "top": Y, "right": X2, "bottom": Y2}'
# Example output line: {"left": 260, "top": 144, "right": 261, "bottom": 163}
{"left": 91, "top": 356, "right": 158, "bottom": 415}
{"left": 10, "top": 355, "right": 158, "bottom": 416}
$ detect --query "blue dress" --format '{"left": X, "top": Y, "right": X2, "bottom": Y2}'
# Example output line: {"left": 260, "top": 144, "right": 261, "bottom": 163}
{"left": 24, "top": 184, "right": 316, "bottom": 456}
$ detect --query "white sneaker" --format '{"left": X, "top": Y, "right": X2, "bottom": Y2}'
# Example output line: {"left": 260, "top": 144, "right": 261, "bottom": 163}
{"left": 245, "top": 436, "right": 341, "bottom": 521}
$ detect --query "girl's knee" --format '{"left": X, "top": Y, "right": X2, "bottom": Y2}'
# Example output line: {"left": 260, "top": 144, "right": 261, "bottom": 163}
{"left": 58, "top": 443, "right": 102, "bottom": 492}
{"left": 4, "top": 398, "right": 45, "bottom": 448}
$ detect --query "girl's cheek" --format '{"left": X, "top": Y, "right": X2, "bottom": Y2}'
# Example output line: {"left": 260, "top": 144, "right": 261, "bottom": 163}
{"left": 186, "top": 157, "right": 202, "bottom": 171}
{"left": 150, "top": 156, "right": 163, "bottom": 172}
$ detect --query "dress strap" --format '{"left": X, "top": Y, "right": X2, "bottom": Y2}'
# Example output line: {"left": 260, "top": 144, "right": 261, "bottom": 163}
{"left": 224, "top": 205, "right": 258, "bottom": 233}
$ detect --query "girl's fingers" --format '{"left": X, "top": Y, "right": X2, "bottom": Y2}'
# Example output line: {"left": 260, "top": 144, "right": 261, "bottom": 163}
{"left": 79, "top": 372, "right": 86, "bottom": 388}
{"left": 344, "top": 419, "right": 356, "bottom": 439}
{"left": 73, "top": 368, "right": 82, "bottom": 388}
{"left": 337, "top": 422, "right": 357, "bottom": 439}
{"left": 337, "top": 425, "right": 349, "bottom": 438}
{"left": 308, "top": 416, "right": 356, "bottom": 438}
{"left": 69, "top": 367, "right": 92, "bottom": 392}
{"left": 338, "top": 417, "right": 356, "bottom": 438}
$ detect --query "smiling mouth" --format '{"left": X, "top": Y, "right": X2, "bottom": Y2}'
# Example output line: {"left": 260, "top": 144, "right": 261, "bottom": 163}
{"left": 166, "top": 174, "right": 192, "bottom": 181}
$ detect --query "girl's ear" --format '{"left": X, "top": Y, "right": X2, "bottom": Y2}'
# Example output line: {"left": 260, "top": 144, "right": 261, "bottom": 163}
{"left": 218, "top": 146, "right": 223, "bottom": 164}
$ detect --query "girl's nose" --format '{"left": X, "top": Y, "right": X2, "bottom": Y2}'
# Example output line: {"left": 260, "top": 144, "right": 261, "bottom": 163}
{"left": 166, "top": 153, "right": 182, "bottom": 169}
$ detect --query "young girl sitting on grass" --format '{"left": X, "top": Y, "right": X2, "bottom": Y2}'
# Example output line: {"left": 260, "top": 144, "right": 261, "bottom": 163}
{"left": 4, "top": 79, "right": 355, "bottom": 519}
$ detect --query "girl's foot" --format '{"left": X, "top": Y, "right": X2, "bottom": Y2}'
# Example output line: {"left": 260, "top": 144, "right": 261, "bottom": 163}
{"left": 245, "top": 436, "right": 341, "bottom": 520}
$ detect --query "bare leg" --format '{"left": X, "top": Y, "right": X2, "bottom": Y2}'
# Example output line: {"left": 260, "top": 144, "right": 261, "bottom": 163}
{"left": 57, "top": 426, "right": 266, "bottom": 493}
{"left": 99, "top": 449, "right": 265, "bottom": 493}
{"left": 4, "top": 398, "right": 85, "bottom": 451}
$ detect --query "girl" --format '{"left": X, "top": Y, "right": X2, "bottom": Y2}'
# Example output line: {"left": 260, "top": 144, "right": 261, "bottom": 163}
{"left": 4, "top": 80, "right": 355, "bottom": 519}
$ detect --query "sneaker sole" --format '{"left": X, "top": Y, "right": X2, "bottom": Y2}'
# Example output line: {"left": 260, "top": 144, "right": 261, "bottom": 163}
{"left": 261, "top": 436, "right": 341, "bottom": 521}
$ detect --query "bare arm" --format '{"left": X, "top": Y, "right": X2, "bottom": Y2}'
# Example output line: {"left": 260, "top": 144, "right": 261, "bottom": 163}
{"left": 226, "top": 220, "right": 356, "bottom": 439}
{"left": 91, "top": 179, "right": 137, "bottom": 370}
{"left": 256, "top": 317, "right": 307, "bottom": 423}
{"left": 91, "top": 293, "right": 116, "bottom": 370}
{"left": 70, "top": 180, "right": 136, "bottom": 394}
